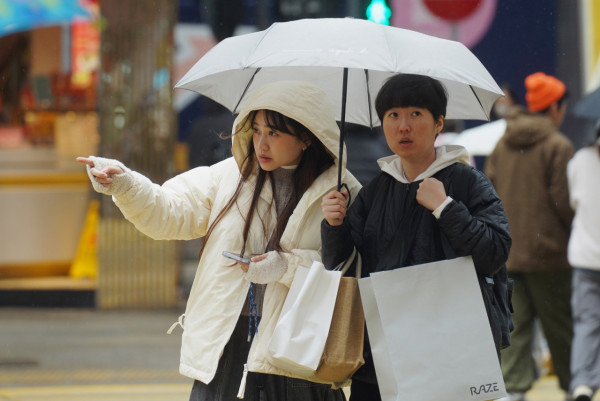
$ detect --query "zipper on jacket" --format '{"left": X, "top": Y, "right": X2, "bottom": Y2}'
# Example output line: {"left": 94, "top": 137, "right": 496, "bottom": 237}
{"left": 237, "top": 363, "right": 249, "bottom": 399}
{"left": 166, "top": 314, "right": 185, "bottom": 334}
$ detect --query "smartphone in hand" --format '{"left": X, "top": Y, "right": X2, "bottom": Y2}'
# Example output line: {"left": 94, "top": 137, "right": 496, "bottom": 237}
{"left": 222, "top": 251, "right": 251, "bottom": 264}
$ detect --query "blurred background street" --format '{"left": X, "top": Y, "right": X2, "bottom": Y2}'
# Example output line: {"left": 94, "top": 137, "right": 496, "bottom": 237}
{"left": 0, "top": 307, "right": 191, "bottom": 401}
{"left": 0, "top": 307, "right": 591, "bottom": 401}
{"left": 1, "top": 1, "right": 600, "bottom": 401}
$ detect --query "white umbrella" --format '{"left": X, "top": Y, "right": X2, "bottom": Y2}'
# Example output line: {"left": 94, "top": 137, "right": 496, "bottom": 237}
{"left": 451, "top": 119, "right": 507, "bottom": 156}
{"left": 175, "top": 17, "right": 503, "bottom": 186}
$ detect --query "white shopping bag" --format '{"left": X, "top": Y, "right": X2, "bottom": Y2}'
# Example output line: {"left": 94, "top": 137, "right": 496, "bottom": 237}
{"left": 268, "top": 261, "right": 342, "bottom": 376}
{"left": 359, "top": 256, "right": 506, "bottom": 401}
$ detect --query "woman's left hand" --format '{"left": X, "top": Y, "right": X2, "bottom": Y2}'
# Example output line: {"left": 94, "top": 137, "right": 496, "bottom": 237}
{"left": 245, "top": 251, "right": 287, "bottom": 284}
{"left": 416, "top": 177, "right": 448, "bottom": 211}
{"left": 235, "top": 253, "right": 268, "bottom": 273}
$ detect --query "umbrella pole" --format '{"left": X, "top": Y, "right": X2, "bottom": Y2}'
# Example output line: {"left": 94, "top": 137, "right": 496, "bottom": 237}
{"left": 338, "top": 68, "right": 348, "bottom": 191}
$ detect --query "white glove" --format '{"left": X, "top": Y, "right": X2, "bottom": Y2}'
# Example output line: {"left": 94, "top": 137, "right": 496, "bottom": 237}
{"left": 245, "top": 251, "right": 288, "bottom": 284}
{"left": 85, "top": 156, "right": 134, "bottom": 196}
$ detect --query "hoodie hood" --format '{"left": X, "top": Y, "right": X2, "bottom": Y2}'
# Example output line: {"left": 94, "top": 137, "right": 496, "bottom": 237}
{"left": 231, "top": 81, "right": 344, "bottom": 173}
{"left": 502, "top": 105, "right": 557, "bottom": 149}
{"left": 378, "top": 144, "right": 471, "bottom": 183}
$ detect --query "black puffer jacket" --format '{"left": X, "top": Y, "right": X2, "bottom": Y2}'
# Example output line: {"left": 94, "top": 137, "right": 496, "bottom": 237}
{"left": 321, "top": 154, "right": 512, "bottom": 383}
{"left": 322, "top": 162, "right": 511, "bottom": 276}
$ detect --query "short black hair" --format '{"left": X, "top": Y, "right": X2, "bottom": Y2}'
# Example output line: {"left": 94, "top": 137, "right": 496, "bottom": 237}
{"left": 375, "top": 74, "right": 448, "bottom": 123}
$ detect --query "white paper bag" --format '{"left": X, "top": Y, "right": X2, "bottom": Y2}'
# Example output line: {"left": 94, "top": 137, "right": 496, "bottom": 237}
{"left": 268, "top": 261, "right": 342, "bottom": 376}
{"left": 359, "top": 256, "right": 506, "bottom": 401}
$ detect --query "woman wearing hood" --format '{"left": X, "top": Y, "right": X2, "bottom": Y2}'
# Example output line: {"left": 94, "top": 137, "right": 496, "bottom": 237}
{"left": 77, "top": 81, "right": 361, "bottom": 400}
{"left": 321, "top": 74, "right": 512, "bottom": 401}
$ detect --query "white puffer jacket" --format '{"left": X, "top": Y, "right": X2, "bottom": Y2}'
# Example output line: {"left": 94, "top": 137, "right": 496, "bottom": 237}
{"left": 100, "top": 81, "right": 361, "bottom": 387}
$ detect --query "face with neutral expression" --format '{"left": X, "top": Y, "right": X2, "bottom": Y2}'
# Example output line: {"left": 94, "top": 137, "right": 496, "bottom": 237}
{"left": 252, "top": 110, "right": 309, "bottom": 171}
{"left": 382, "top": 106, "right": 443, "bottom": 166}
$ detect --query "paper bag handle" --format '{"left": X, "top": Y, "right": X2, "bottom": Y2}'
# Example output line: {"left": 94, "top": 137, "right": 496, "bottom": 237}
{"left": 334, "top": 247, "right": 362, "bottom": 278}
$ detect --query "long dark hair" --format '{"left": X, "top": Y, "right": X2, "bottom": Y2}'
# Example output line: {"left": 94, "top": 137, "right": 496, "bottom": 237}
{"left": 198, "top": 109, "right": 334, "bottom": 261}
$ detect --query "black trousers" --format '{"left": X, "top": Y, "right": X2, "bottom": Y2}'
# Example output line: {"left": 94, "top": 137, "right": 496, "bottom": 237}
{"left": 348, "top": 379, "right": 381, "bottom": 401}
{"left": 189, "top": 315, "right": 346, "bottom": 401}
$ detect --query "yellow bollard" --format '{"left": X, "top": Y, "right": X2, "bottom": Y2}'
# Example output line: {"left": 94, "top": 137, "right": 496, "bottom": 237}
{"left": 70, "top": 199, "right": 100, "bottom": 279}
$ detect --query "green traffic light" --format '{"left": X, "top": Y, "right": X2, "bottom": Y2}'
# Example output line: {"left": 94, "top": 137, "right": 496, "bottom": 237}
{"left": 366, "top": 0, "right": 391, "bottom": 25}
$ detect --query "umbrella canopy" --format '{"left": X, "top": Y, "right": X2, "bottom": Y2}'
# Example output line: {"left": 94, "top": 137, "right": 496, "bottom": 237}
{"left": 451, "top": 118, "right": 506, "bottom": 156}
{"left": 175, "top": 17, "right": 503, "bottom": 128}
{"left": 572, "top": 85, "right": 600, "bottom": 121}
{"left": 0, "top": 0, "right": 92, "bottom": 37}
{"left": 175, "top": 18, "right": 503, "bottom": 188}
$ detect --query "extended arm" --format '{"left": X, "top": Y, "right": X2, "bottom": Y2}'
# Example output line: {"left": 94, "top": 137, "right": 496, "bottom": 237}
{"left": 77, "top": 155, "right": 229, "bottom": 241}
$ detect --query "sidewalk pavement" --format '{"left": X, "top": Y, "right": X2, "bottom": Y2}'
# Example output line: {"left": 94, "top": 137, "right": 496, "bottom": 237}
{"left": 0, "top": 307, "right": 589, "bottom": 401}
{"left": 0, "top": 384, "right": 190, "bottom": 401}
{"left": 0, "top": 377, "right": 581, "bottom": 401}
{"left": 0, "top": 377, "right": 582, "bottom": 401}
{"left": 0, "top": 308, "right": 187, "bottom": 386}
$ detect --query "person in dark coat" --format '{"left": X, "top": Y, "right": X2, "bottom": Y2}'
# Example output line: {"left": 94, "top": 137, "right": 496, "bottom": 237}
{"left": 321, "top": 74, "right": 512, "bottom": 401}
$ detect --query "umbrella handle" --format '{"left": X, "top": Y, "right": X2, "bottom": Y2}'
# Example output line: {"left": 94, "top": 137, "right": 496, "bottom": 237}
{"left": 337, "top": 68, "right": 348, "bottom": 191}
{"left": 338, "top": 182, "right": 352, "bottom": 206}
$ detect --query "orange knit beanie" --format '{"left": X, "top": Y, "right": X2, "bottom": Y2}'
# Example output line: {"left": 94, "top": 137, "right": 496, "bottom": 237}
{"left": 525, "top": 72, "right": 566, "bottom": 112}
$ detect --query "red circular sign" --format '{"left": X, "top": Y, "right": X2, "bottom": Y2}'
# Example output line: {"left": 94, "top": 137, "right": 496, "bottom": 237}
{"left": 423, "top": 0, "right": 483, "bottom": 22}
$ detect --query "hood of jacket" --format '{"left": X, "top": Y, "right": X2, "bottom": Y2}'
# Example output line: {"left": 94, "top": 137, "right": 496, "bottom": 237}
{"left": 231, "top": 81, "right": 346, "bottom": 172}
{"left": 502, "top": 105, "right": 557, "bottom": 149}
{"left": 377, "top": 144, "right": 471, "bottom": 183}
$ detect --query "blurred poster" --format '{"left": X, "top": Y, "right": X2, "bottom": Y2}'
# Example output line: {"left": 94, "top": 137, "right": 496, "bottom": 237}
{"left": 389, "top": 0, "right": 496, "bottom": 49}
{"left": 581, "top": 0, "right": 600, "bottom": 92}
{"left": 173, "top": 23, "right": 216, "bottom": 111}
{"left": 71, "top": 21, "right": 99, "bottom": 88}
{"left": 71, "top": 0, "right": 99, "bottom": 88}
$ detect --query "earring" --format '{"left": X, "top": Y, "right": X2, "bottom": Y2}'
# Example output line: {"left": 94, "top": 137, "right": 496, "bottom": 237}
{"left": 302, "top": 146, "right": 307, "bottom": 151}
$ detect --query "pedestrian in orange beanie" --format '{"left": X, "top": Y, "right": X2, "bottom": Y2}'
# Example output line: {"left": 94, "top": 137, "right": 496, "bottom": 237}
{"left": 486, "top": 72, "right": 574, "bottom": 401}
{"left": 525, "top": 72, "right": 567, "bottom": 112}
